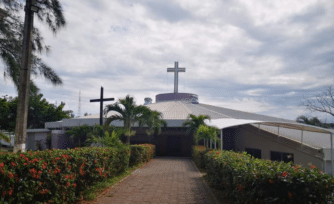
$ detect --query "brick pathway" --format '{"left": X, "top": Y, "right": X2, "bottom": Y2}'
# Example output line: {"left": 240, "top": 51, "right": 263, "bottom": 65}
{"left": 94, "top": 157, "right": 219, "bottom": 204}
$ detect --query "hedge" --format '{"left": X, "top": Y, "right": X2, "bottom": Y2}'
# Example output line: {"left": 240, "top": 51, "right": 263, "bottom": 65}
{"left": 193, "top": 146, "right": 334, "bottom": 204}
{"left": 129, "top": 144, "right": 155, "bottom": 167}
{"left": 0, "top": 144, "right": 155, "bottom": 204}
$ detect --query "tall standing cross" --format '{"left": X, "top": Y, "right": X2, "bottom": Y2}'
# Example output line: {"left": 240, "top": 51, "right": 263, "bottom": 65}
{"left": 167, "top": 61, "right": 186, "bottom": 93}
{"left": 90, "top": 86, "right": 114, "bottom": 125}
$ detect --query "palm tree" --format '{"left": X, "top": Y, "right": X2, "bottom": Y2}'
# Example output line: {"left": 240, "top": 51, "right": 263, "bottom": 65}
{"left": 104, "top": 95, "right": 150, "bottom": 144}
{"left": 139, "top": 110, "right": 167, "bottom": 143}
{"left": 0, "top": 132, "right": 11, "bottom": 151}
{"left": 182, "top": 114, "right": 211, "bottom": 145}
{"left": 1, "top": 0, "right": 66, "bottom": 94}
{"left": 182, "top": 114, "right": 211, "bottom": 135}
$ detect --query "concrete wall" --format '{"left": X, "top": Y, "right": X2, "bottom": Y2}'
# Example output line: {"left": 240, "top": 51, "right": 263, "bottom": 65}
{"left": 235, "top": 125, "right": 325, "bottom": 171}
{"left": 26, "top": 130, "right": 50, "bottom": 151}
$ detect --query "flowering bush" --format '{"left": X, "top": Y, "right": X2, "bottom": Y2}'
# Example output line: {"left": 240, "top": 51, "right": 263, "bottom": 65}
{"left": 193, "top": 146, "right": 334, "bottom": 204}
{"left": 192, "top": 146, "right": 209, "bottom": 169}
{"left": 0, "top": 146, "right": 130, "bottom": 203}
{"left": 129, "top": 144, "right": 155, "bottom": 167}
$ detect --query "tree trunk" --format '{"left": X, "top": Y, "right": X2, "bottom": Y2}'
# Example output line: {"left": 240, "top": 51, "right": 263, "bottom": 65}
{"left": 126, "top": 136, "right": 130, "bottom": 144}
{"left": 14, "top": 0, "right": 34, "bottom": 153}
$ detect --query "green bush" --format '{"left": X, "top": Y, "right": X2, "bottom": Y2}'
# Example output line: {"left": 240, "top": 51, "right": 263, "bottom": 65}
{"left": 0, "top": 146, "right": 130, "bottom": 203}
{"left": 193, "top": 146, "right": 334, "bottom": 204}
{"left": 192, "top": 146, "right": 209, "bottom": 169}
{"left": 129, "top": 144, "right": 155, "bottom": 167}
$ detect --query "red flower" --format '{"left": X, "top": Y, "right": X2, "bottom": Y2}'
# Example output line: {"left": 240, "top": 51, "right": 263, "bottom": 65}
{"left": 20, "top": 154, "right": 25, "bottom": 157}
{"left": 8, "top": 188, "right": 13, "bottom": 196}
{"left": 24, "top": 157, "right": 29, "bottom": 162}
{"left": 73, "top": 183, "right": 77, "bottom": 188}
{"left": 288, "top": 192, "right": 292, "bottom": 199}
{"left": 282, "top": 171, "right": 288, "bottom": 177}
{"left": 269, "top": 179, "right": 274, "bottom": 184}
{"left": 237, "top": 185, "right": 243, "bottom": 191}
{"left": 38, "top": 171, "right": 42, "bottom": 175}
{"left": 23, "top": 163, "right": 27, "bottom": 166}
{"left": 0, "top": 162, "right": 4, "bottom": 168}
{"left": 311, "top": 165, "right": 316, "bottom": 169}
{"left": 8, "top": 172, "right": 14, "bottom": 178}
{"left": 75, "top": 147, "right": 78, "bottom": 150}
{"left": 66, "top": 182, "right": 70, "bottom": 187}
{"left": 55, "top": 157, "right": 60, "bottom": 160}
{"left": 10, "top": 162, "right": 16, "bottom": 167}
{"left": 42, "top": 165, "right": 46, "bottom": 169}
{"left": 49, "top": 200, "right": 53, "bottom": 203}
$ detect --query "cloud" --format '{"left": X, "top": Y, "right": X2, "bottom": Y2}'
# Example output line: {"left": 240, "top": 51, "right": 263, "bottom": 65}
{"left": 1, "top": 0, "right": 334, "bottom": 122}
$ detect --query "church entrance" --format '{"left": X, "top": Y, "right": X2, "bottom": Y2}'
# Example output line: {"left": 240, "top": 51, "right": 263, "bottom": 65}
{"left": 166, "top": 135, "right": 182, "bottom": 156}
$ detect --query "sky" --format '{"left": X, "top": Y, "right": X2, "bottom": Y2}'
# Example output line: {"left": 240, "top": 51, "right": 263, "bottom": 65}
{"left": 1, "top": 0, "right": 334, "bottom": 122}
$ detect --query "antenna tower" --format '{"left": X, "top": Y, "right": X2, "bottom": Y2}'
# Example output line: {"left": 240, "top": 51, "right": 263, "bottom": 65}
{"left": 78, "top": 90, "right": 81, "bottom": 118}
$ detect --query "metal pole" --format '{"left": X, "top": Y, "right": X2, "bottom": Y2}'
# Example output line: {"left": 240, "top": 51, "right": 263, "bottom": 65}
{"left": 331, "top": 133, "right": 333, "bottom": 176}
{"left": 277, "top": 126, "right": 280, "bottom": 141}
{"left": 221, "top": 129, "right": 223, "bottom": 151}
{"left": 14, "top": 0, "right": 35, "bottom": 153}
{"left": 100, "top": 86, "right": 103, "bottom": 125}
{"left": 174, "top": 62, "right": 178, "bottom": 93}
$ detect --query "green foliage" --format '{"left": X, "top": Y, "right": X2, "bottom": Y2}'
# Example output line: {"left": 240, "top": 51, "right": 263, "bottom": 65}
{"left": 129, "top": 144, "right": 155, "bottom": 167}
{"left": 0, "top": 132, "right": 11, "bottom": 143}
{"left": 104, "top": 95, "right": 151, "bottom": 144}
{"left": 0, "top": 95, "right": 71, "bottom": 131}
{"left": 192, "top": 146, "right": 209, "bottom": 169}
{"left": 66, "top": 125, "right": 92, "bottom": 147}
{"left": 0, "top": 144, "right": 155, "bottom": 203}
{"left": 1, "top": 0, "right": 66, "bottom": 94}
{"left": 193, "top": 146, "right": 334, "bottom": 204}
{"left": 182, "top": 114, "right": 211, "bottom": 136}
{"left": 296, "top": 115, "right": 331, "bottom": 128}
{"left": 85, "top": 124, "right": 126, "bottom": 147}
{"left": 195, "top": 124, "right": 219, "bottom": 144}
{"left": 90, "top": 131, "right": 124, "bottom": 148}
{"left": 139, "top": 109, "right": 167, "bottom": 137}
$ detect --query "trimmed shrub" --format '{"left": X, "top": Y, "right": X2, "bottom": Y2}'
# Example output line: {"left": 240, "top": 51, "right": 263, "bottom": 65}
{"left": 129, "top": 144, "right": 155, "bottom": 167}
{"left": 193, "top": 146, "right": 334, "bottom": 204}
{"left": 0, "top": 146, "right": 130, "bottom": 203}
{"left": 192, "top": 146, "right": 209, "bottom": 169}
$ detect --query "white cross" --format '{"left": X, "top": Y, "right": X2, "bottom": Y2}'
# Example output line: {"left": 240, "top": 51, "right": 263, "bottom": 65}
{"left": 167, "top": 62, "right": 186, "bottom": 93}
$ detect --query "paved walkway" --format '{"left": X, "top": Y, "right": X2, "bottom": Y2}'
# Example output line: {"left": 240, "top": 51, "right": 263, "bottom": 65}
{"left": 94, "top": 157, "right": 219, "bottom": 204}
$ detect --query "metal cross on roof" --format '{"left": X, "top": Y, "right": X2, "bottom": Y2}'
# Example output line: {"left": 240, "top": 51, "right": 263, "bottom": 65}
{"left": 167, "top": 61, "right": 186, "bottom": 93}
{"left": 90, "top": 87, "right": 114, "bottom": 125}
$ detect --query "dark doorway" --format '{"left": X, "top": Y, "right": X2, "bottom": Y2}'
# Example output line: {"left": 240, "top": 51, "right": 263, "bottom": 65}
{"left": 223, "top": 128, "right": 236, "bottom": 151}
{"left": 166, "top": 136, "right": 182, "bottom": 156}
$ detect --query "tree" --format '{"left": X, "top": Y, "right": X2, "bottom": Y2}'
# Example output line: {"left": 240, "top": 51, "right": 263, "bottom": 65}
{"left": 296, "top": 115, "right": 328, "bottom": 128}
{"left": 104, "top": 95, "right": 150, "bottom": 144}
{"left": 65, "top": 125, "right": 92, "bottom": 147}
{"left": 139, "top": 109, "right": 167, "bottom": 143}
{"left": 196, "top": 124, "right": 218, "bottom": 146}
{"left": 85, "top": 124, "right": 125, "bottom": 147}
{"left": 302, "top": 86, "right": 334, "bottom": 119}
{"left": 0, "top": 0, "right": 65, "bottom": 94}
{"left": 0, "top": 94, "right": 71, "bottom": 131}
{"left": 182, "top": 114, "right": 211, "bottom": 136}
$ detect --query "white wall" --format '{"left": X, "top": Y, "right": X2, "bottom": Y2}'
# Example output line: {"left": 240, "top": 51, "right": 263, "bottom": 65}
{"left": 235, "top": 125, "right": 325, "bottom": 172}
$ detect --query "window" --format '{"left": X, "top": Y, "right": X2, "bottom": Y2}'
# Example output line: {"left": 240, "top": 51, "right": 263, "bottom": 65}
{"left": 270, "top": 151, "right": 294, "bottom": 163}
{"left": 245, "top": 148, "right": 261, "bottom": 159}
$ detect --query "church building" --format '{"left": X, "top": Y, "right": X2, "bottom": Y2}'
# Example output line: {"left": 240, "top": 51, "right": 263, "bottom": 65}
{"left": 27, "top": 62, "right": 334, "bottom": 175}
